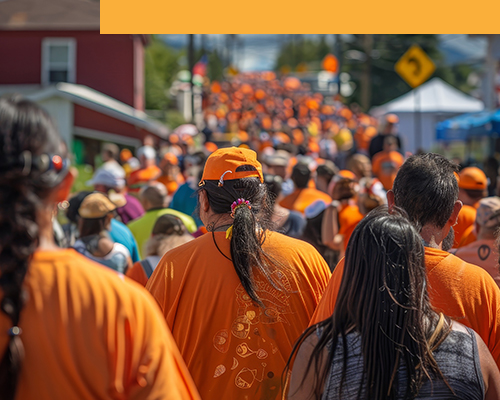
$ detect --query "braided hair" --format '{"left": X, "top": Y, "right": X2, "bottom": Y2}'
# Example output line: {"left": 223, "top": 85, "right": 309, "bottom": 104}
{"left": 0, "top": 96, "right": 68, "bottom": 399}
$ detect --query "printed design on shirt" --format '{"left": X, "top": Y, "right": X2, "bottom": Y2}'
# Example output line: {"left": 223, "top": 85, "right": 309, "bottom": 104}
{"left": 212, "top": 269, "right": 293, "bottom": 392}
{"left": 236, "top": 343, "right": 268, "bottom": 359}
{"left": 478, "top": 244, "right": 491, "bottom": 261}
{"left": 213, "top": 329, "right": 230, "bottom": 353}
{"left": 214, "top": 364, "right": 226, "bottom": 378}
{"left": 235, "top": 363, "right": 267, "bottom": 389}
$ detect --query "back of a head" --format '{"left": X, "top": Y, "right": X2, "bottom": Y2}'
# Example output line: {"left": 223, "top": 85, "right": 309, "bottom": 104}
{"left": 152, "top": 214, "right": 187, "bottom": 237}
{"left": 458, "top": 166, "right": 487, "bottom": 203}
{"left": 392, "top": 153, "right": 459, "bottom": 231}
{"left": 291, "top": 162, "right": 311, "bottom": 189}
{"left": 335, "top": 207, "right": 439, "bottom": 399}
{"left": 264, "top": 174, "right": 283, "bottom": 205}
{"left": 199, "top": 147, "right": 277, "bottom": 305}
{"left": 102, "top": 143, "right": 119, "bottom": 161}
{"left": 0, "top": 95, "right": 69, "bottom": 399}
{"left": 139, "top": 182, "right": 168, "bottom": 209}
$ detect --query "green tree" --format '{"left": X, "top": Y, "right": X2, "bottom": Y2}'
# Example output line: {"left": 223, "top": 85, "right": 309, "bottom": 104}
{"left": 208, "top": 50, "right": 224, "bottom": 81}
{"left": 145, "top": 36, "right": 182, "bottom": 110}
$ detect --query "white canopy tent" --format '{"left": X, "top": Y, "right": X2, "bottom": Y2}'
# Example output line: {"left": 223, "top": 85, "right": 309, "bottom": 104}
{"left": 370, "top": 78, "right": 484, "bottom": 154}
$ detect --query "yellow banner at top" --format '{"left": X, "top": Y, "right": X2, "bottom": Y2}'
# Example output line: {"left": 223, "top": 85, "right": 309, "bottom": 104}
{"left": 101, "top": 0, "right": 500, "bottom": 34}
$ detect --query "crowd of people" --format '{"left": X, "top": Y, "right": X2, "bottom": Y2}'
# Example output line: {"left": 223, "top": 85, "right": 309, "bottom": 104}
{"left": 2, "top": 72, "right": 500, "bottom": 400}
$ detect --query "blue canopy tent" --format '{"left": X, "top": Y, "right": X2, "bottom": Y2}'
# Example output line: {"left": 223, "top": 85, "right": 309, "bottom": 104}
{"left": 436, "top": 110, "right": 497, "bottom": 142}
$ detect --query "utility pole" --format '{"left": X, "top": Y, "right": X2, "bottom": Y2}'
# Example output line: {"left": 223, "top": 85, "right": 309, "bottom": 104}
{"left": 333, "top": 34, "right": 342, "bottom": 95}
{"left": 360, "top": 34, "right": 373, "bottom": 111}
{"left": 188, "top": 34, "right": 195, "bottom": 122}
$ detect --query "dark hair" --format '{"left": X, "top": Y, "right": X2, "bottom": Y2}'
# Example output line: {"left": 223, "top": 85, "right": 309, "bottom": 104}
{"left": 286, "top": 207, "right": 451, "bottom": 399}
{"left": 152, "top": 214, "right": 186, "bottom": 236}
{"left": 291, "top": 162, "right": 311, "bottom": 189}
{"left": 78, "top": 216, "right": 109, "bottom": 238}
{"left": 392, "top": 153, "right": 459, "bottom": 231}
{"left": 0, "top": 96, "right": 67, "bottom": 399}
{"left": 264, "top": 174, "right": 283, "bottom": 206}
{"left": 66, "top": 191, "right": 92, "bottom": 223}
{"left": 200, "top": 168, "right": 286, "bottom": 305}
{"left": 462, "top": 188, "right": 486, "bottom": 202}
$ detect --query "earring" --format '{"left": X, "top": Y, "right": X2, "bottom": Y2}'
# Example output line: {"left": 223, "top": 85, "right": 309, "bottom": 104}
{"left": 58, "top": 200, "right": 69, "bottom": 211}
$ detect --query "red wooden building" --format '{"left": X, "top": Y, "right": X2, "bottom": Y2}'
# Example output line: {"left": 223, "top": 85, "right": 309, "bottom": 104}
{"left": 0, "top": 0, "right": 168, "bottom": 164}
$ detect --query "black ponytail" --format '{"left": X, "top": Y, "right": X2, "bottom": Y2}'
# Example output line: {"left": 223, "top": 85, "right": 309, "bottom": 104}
{"left": 201, "top": 171, "right": 290, "bottom": 306}
{"left": 0, "top": 96, "right": 64, "bottom": 400}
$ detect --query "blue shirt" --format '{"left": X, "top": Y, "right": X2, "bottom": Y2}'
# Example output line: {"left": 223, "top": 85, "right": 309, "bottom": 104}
{"left": 170, "top": 181, "right": 202, "bottom": 227}
{"left": 109, "top": 218, "right": 140, "bottom": 262}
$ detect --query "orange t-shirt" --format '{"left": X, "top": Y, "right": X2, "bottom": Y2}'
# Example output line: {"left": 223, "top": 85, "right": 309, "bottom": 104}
{"left": 338, "top": 204, "right": 364, "bottom": 251}
{"left": 0, "top": 249, "right": 200, "bottom": 400}
{"left": 146, "top": 231, "right": 332, "bottom": 400}
{"left": 157, "top": 174, "right": 185, "bottom": 195}
{"left": 455, "top": 239, "right": 500, "bottom": 288}
{"left": 279, "top": 188, "right": 332, "bottom": 214}
{"left": 453, "top": 204, "right": 477, "bottom": 248}
{"left": 128, "top": 165, "right": 162, "bottom": 193}
{"left": 309, "top": 247, "right": 500, "bottom": 369}
{"left": 126, "top": 260, "right": 149, "bottom": 287}
{"left": 371, "top": 150, "right": 404, "bottom": 190}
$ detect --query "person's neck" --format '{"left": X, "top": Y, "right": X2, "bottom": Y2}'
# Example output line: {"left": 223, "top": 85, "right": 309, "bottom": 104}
{"left": 204, "top": 214, "right": 234, "bottom": 232}
{"left": 37, "top": 206, "right": 59, "bottom": 251}
{"left": 420, "top": 225, "right": 445, "bottom": 249}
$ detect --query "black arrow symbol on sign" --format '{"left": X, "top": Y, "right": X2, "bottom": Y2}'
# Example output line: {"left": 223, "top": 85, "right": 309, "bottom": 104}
{"left": 408, "top": 56, "right": 421, "bottom": 76}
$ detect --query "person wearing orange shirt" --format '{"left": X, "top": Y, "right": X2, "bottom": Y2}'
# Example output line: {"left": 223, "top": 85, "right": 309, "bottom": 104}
{"left": 454, "top": 166, "right": 488, "bottom": 247}
{"left": 157, "top": 152, "right": 185, "bottom": 196}
{"left": 321, "top": 170, "right": 364, "bottom": 257}
{"left": 0, "top": 97, "right": 200, "bottom": 400}
{"left": 279, "top": 162, "right": 332, "bottom": 214}
{"left": 455, "top": 196, "right": 500, "bottom": 287}
{"left": 310, "top": 153, "right": 500, "bottom": 370}
{"left": 127, "top": 145, "right": 161, "bottom": 194}
{"left": 146, "top": 147, "right": 331, "bottom": 400}
{"left": 371, "top": 135, "right": 404, "bottom": 191}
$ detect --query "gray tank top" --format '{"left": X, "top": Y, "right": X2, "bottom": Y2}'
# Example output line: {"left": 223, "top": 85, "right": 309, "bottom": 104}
{"left": 322, "top": 327, "right": 484, "bottom": 399}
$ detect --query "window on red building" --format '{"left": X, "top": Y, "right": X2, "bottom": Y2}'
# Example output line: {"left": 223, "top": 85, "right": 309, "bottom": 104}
{"left": 41, "top": 38, "right": 76, "bottom": 85}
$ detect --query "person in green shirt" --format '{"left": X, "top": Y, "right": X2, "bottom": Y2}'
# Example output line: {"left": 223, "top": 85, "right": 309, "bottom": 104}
{"left": 128, "top": 182, "right": 196, "bottom": 258}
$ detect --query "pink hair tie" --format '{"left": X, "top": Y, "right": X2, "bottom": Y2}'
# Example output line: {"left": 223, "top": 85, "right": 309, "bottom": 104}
{"left": 230, "top": 198, "right": 251, "bottom": 218}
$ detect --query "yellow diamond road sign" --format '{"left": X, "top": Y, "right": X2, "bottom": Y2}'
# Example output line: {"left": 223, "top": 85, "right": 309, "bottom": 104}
{"left": 395, "top": 44, "right": 436, "bottom": 88}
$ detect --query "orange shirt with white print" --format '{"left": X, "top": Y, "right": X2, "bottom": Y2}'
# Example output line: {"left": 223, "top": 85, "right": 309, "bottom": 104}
{"left": 146, "top": 231, "right": 331, "bottom": 400}
{"left": 0, "top": 249, "right": 200, "bottom": 400}
{"left": 309, "top": 247, "right": 500, "bottom": 370}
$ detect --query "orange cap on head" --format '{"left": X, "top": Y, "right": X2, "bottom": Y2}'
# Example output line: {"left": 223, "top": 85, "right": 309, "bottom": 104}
{"left": 199, "top": 147, "right": 264, "bottom": 186}
{"left": 386, "top": 114, "right": 399, "bottom": 124}
{"left": 120, "top": 148, "right": 132, "bottom": 162}
{"left": 161, "top": 152, "right": 179, "bottom": 167}
{"left": 204, "top": 141, "right": 218, "bottom": 153}
{"left": 336, "top": 170, "right": 357, "bottom": 181}
{"left": 458, "top": 167, "right": 487, "bottom": 190}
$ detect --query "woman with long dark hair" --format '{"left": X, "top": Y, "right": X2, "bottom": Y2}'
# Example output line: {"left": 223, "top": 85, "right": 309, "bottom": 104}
{"left": 288, "top": 207, "right": 500, "bottom": 400}
{"left": 146, "top": 147, "right": 332, "bottom": 400}
{"left": 0, "top": 96, "right": 199, "bottom": 399}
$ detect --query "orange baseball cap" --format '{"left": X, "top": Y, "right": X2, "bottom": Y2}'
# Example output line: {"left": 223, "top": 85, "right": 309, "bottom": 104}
{"left": 458, "top": 167, "right": 487, "bottom": 190}
{"left": 161, "top": 152, "right": 179, "bottom": 167}
{"left": 386, "top": 114, "right": 399, "bottom": 124}
{"left": 336, "top": 170, "right": 357, "bottom": 181}
{"left": 199, "top": 147, "right": 264, "bottom": 186}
